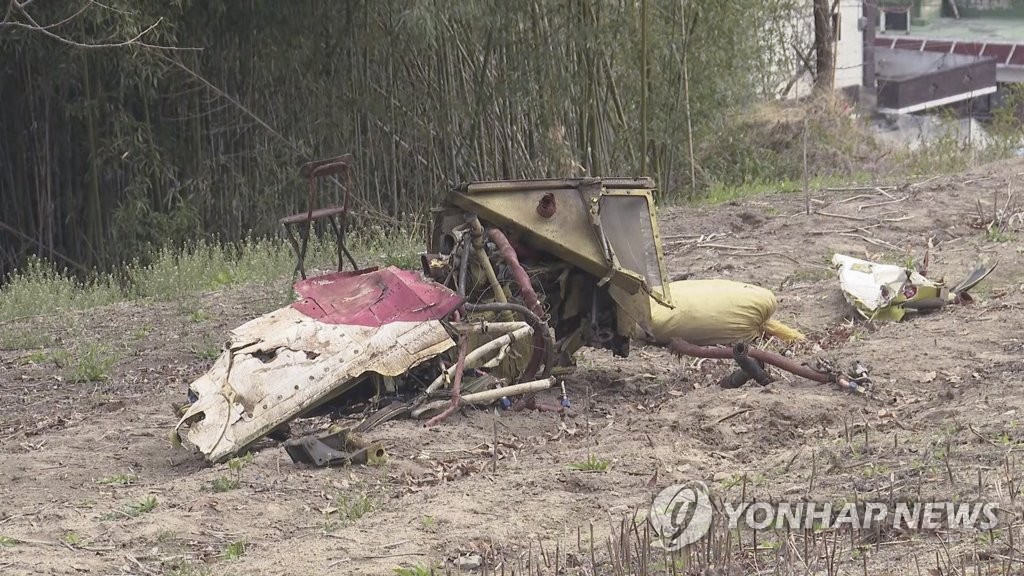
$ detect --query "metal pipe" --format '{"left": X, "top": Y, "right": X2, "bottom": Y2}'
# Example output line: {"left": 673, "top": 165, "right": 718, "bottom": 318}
{"left": 669, "top": 338, "right": 830, "bottom": 383}
{"left": 454, "top": 321, "right": 530, "bottom": 335}
{"left": 424, "top": 325, "right": 534, "bottom": 394}
{"left": 466, "top": 216, "right": 507, "bottom": 304}
{"left": 732, "top": 342, "right": 772, "bottom": 385}
{"left": 413, "top": 377, "right": 556, "bottom": 418}
{"left": 465, "top": 302, "right": 555, "bottom": 379}
{"left": 457, "top": 229, "right": 471, "bottom": 298}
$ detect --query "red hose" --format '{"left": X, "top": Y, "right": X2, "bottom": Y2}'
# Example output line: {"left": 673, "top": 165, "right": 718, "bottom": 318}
{"left": 668, "top": 338, "right": 830, "bottom": 383}
{"left": 487, "top": 228, "right": 548, "bottom": 378}
{"left": 487, "top": 228, "right": 543, "bottom": 317}
{"left": 425, "top": 336, "right": 469, "bottom": 427}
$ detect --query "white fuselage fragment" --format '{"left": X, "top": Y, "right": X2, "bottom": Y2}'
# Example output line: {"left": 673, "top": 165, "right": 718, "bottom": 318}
{"left": 175, "top": 306, "right": 455, "bottom": 462}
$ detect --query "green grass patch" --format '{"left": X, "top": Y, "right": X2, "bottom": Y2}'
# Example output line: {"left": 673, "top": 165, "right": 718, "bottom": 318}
{"left": 986, "top": 227, "right": 1015, "bottom": 243}
{"left": 103, "top": 495, "right": 158, "bottom": 520}
{"left": 324, "top": 491, "right": 373, "bottom": 529}
{"left": 1, "top": 228, "right": 424, "bottom": 321}
{"left": 223, "top": 540, "right": 247, "bottom": 560}
{"left": 69, "top": 343, "right": 119, "bottom": 382}
{"left": 25, "top": 343, "right": 121, "bottom": 382}
{"left": 0, "top": 535, "right": 18, "bottom": 547}
{"left": 569, "top": 454, "right": 610, "bottom": 473}
{"left": 209, "top": 453, "right": 252, "bottom": 492}
{"left": 210, "top": 476, "right": 240, "bottom": 493}
{"left": 0, "top": 257, "right": 122, "bottom": 323}
{"left": 700, "top": 174, "right": 870, "bottom": 206}
{"left": 61, "top": 531, "right": 86, "bottom": 547}
{"left": 189, "top": 337, "right": 223, "bottom": 361}
{"left": 0, "top": 328, "right": 52, "bottom": 351}
{"left": 187, "top": 308, "right": 211, "bottom": 323}
{"left": 394, "top": 564, "right": 439, "bottom": 576}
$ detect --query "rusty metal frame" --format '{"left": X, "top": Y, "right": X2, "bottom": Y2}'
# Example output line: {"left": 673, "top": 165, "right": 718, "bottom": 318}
{"left": 281, "top": 153, "right": 359, "bottom": 279}
{"left": 595, "top": 188, "right": 672, "bottom": 307}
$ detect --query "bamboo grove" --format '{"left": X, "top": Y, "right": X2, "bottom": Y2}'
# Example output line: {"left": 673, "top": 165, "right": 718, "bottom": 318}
{"left": 0, "top": 0, "right": 806, "bottom": 277}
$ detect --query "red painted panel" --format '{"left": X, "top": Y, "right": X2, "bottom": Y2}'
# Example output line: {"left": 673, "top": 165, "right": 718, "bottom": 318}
{"left": 952, "top": 42, "right": 985, "bottom": 56}
{"left": 291, "top": 267, "right": 463, "bottom": 326}
{"left": 983, "top": 43, "right": 1014, "bottom": 65}
{"left": 922, "top": 40, "right": 954, "bottom": 54}
{"left": 874, "top": 37, "right": 897, "bottom": 48}
{"left": 893, "top": 39, "right": 924, "bottom": 50}
{"left": 1010, "top": 46, "right": 1024, "bottom": 67}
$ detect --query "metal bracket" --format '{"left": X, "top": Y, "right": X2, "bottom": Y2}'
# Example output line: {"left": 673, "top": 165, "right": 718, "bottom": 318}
{"left": 283, "top": 428, "right": 387, "bottom": 467}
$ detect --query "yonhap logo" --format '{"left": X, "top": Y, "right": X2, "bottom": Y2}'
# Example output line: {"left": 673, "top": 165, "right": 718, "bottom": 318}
{"left": 649, "top": 482, "right": 714, "bottom": 550}
{"left": 649, "top": 482, "right": 1000, "bottom": 551}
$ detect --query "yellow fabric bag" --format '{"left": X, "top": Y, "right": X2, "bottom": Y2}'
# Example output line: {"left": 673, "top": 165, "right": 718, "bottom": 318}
{"left": 649, "top": 280, "right": 803, "bottom": 346}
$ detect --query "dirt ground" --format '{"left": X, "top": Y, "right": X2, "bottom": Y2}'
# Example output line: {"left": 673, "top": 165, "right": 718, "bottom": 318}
{"left": 2, "top": 159, "right": 1024, "bottom": 576}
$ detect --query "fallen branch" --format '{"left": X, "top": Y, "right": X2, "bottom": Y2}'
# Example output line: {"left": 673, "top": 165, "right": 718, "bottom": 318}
{"left": 698, "top": 243, "right": 758, "bottom": 251}
{"left": 457, "top": 378, "right": 554, "bottom": 404}
{"left": 837, "top": 194, "right": 875, "bottom": 204}
{"left": 837, "top": 233, "right": 902, "bottom": 252}
{"left": 908, "top": 174, "right": 942, "bottom": 189}
{"left": 815, "top": 210, "right": 871, "bottom": 222}
{"left": 808, "top": 223, "right": 882, "bottom": 235}
{"left": 967, "top": 424, "right": 1002, "bottom": 449}
{"left": 665, "top": 232, "right": 729, "bottom": 245}
{"left": 858, "top": 195, "right": 908, "bottom": 211}
{"left": 721, "top": 251, "right": 804, "bottom": 266}
{"left": 824, "top": 185, "right": 898, "bottom": 193}
{"left": 715, "top": 408, "right": 752, "bottom": 425}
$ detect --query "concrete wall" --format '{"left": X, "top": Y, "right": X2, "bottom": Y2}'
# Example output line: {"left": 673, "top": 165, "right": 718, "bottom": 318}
{"left": 781, "top": 0, "right": 864, "bottom": 98}
{"left": 917, "top": 0, "right": 937, "bottom": 19}
{"left": 835, "top": 0, "right": 865, "bottom": 89}
{"left": 918, "top": 0, "right": 944, "bottom": 20}
{"left": 958, "top": 0, "right": 1024, "bottom": 17}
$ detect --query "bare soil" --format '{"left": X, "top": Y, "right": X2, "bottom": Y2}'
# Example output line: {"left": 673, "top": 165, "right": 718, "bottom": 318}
{"left": 2, "top": 159, "right": 1024, "bottom": 576}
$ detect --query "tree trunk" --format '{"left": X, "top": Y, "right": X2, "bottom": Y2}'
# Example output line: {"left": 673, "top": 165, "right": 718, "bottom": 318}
{"left": 813, "top": 0, "right": 835, "bottom": 93}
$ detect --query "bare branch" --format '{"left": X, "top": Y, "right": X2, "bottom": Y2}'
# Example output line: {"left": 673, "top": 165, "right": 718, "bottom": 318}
{"left": 32, "top": 0, "right": 93, "bottom": 30}
{"left": 2, "top": 1, "right": 199, "bottom": 51}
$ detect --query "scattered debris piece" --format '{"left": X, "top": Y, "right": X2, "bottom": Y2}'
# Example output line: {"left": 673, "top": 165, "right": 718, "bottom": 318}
{"left": 283, "top": 427, "right": 387, "bottom": 467}
{"left": 669, "top": 339, "right": 873, "bottom": 396}
{"left": 648, "top": 279, "right": 804, "bottom": 346}
{"left": 832, "top": 254, "right": 996, "bottom": 321}
{"left": 455, "top": 554, "right": 483, "bottom": 571}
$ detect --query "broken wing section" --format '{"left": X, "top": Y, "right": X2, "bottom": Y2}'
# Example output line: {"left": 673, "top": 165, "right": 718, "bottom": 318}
{"left": 175, "top": 306, "right": 454, "bottom": 462}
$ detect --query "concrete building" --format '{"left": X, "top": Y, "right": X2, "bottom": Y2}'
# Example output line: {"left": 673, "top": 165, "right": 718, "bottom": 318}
{"left": 782, "top": 1, "right": 1022, "bottom": 116}
{"left": 877, "top": 0, "right": 1024, "bottom": 83}
{"left": 780, "top": 0, "right": 868, "bottom": 98}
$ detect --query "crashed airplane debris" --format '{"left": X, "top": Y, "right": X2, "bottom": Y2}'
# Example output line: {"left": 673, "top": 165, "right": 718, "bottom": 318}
{"left": 175, "top": 174, "right": 680, "bottom": 463}
{"left": 175, "top": 267, "right": 464, "bottom": 462}
{"left": 832, "top": 253, "right": 996, "bottom": 321}
{"left": 174, "top": 162, "right": 902, "bottom": 466}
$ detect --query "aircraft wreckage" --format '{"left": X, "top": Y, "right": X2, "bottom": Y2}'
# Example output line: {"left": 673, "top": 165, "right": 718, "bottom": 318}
{"left": 175, "top": 159, "right": 680, "bottom": 464}
{"left": 173, "top": 155, "right": 991, "bottom": 466}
